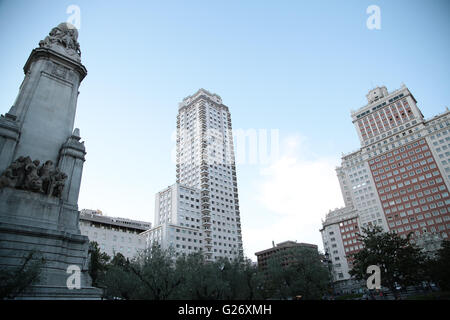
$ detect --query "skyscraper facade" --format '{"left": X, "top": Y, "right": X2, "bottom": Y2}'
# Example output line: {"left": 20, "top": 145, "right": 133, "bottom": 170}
{"left": 321, "top": 85, "right": 450, "bottom": 292}
{"left": 144, "top": 89, "right": 243, "bottom": 262}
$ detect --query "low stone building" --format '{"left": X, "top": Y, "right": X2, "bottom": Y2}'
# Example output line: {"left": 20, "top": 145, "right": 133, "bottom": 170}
{"left": 79, "top": 209, "right": 151, "bottom": 260}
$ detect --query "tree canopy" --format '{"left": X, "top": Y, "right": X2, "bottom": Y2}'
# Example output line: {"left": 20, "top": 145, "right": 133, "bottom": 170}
{"left": 349, "top": 226, "right": 426, "bottom": 295}
{"left": 93, "top": 244, "right": 329, "bottom": 300}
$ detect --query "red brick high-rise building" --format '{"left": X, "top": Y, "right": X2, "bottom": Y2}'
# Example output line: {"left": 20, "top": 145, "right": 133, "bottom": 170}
{"left": 321, "top": 85, "right": 450, "bottom": 293}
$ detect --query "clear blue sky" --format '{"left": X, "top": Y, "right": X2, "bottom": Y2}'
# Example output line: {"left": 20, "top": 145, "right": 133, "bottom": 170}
{"left": 1, "top": 0, "right": 449, "bottom": 259}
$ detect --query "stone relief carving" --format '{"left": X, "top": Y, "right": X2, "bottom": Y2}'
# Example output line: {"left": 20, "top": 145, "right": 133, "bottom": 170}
{"left": 0, "top": 156, "right": 67, "bottom": 198}
{"left": 51, "top": 64, "right": 68, "bottom": 79}
{"left": 39, "top": 22, "right": 81, "bottom": 61}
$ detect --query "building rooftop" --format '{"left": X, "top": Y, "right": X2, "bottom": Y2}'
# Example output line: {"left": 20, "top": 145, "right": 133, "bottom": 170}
{"left": 79, "top": 209, "right": 151, "bottom": 232}
{"left": 321, "top": 206, "right": 358, "bottom": 228}
{"left": 350, "top": 84, "right": 416, "bottom": 121}
{"left": 255, "top": 241, "right": 318, "bottom": 256}
{"left": 178, "top": 88, "right": 223, "bottom": 109}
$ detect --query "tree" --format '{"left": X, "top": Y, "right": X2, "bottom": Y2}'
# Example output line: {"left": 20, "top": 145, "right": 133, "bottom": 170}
{"left": 349, "top": 226, "right": 425, "bottom": 297}
{"left": 88, "top": 241, "right": 110, "bottom": 287}
{"left": 174, "top": 252, "right": 229, "bottom": 299}
{"left": 218, "top": 257, "right": 263, "bottom": 300}
{"left": 128, "top": 245, "right": 182, "bottom": 300}
{"left": 263, "top": 247, "right": 329, "bottom": 300}
{"left": 100, "top": 252, "right": 141, "bottom": 300}
{"left": 0, "top": 251, "right": 45, "bottom": 299}
{"left": 173, "top": 253, "right": 264, "bottom": 300}
{"left": 96, "top": 245, "right": 329, "bottom": 300}
{"left": 427, "top": 240, "right": 450, "bottom": 291}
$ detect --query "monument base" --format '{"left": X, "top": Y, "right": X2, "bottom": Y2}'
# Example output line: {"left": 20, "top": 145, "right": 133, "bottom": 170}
{"left": 14, "top": 285, "right": 103, "bottom": 300}
{"left": 0, "top": 188, "right": 102, "bottom": 299}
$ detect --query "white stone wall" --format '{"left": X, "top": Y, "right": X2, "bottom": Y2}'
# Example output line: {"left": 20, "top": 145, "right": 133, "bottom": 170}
{"left": 321, "top": 219, "right": 351, "bottom": 281}
{"left": 79, "top": 217, "right": 148, "bottom": 260}
{"left": 341, "top": 152, "right": 388, "bottom": 230}
{"left": 426, "top": 110, "right": 450, "bottom": 188}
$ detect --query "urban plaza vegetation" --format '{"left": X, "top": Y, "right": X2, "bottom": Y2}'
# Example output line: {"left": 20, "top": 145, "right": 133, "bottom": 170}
{"left": 1, "top": 227, "right": 449, "bottom": 300}
{"left": 349, "top": 226, "right": 450, "bottom": 299}
{"left": 89, "top": 244, "right": 330, "bottom": 300}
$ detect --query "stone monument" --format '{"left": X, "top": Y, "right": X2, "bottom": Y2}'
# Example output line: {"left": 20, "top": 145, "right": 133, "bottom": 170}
{"left": 0, "top": 22, "right": 102, "bottom": 299}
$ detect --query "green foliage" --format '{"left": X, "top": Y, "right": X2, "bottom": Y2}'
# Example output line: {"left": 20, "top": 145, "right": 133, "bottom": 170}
{"left": 88, "top": 241, "right": 110, "bottom": 287}
{"left": 0, "top": 251, "right": 45, "bottom": 299}
{"left": 349, "top": 226, "right": 426, "bottom": 293}
{"left": 128, "top": 245, "right": 182, "bottom": 299}
{"left": 99, "top": 252, "right": 141, "bottom": 300}
{"left": 174, "top": 255, "right": 262, "bottom": 300}
{"left": 96, "top": 245, "right": 328, "bottom": 300}
{"left": 426, "top": 240, "right": 450, "bottom": 291}
{"left": 174, "top": 252, "right": 227, "bottom": 299}
{"left": 262, "top": 247, "right": 330, "bottom": 300}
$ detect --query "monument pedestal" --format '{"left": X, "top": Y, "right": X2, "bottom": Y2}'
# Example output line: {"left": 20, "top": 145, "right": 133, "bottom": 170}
{"left": 0, "top": 23, "right": 102, "bottom": 299}
{"left": 0, "top": 188, "right": 102, "bottom": 299}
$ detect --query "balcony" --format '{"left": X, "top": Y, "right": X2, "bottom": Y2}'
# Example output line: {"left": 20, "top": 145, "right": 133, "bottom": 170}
{"left": 201, "top": 207, "right": 210, "bottom": 215}
{"left": 202, "top": 220, "right": 211, "bottom": 228}
{"left": 201, "top": 193, "right": 209, "bottom": 201}
{"left": 201, "top": 182, "right": 209, "bottom": 189}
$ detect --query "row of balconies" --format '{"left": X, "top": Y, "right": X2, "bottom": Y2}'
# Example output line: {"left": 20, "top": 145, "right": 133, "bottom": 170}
{"left": 201, "top": 193, "right": 209, "bottom": 201}
{"left": 201, "top": 181, "right": 209, "bottom": 189}
{"left": 201, "top": 177, "right": 209, "bottom": 184}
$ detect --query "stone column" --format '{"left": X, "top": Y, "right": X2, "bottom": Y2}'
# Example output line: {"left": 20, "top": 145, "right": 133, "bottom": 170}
{"left": 58, "top": 128, "right": 86, "bottom": 206}
{"left": 0, "top": 113, "right": 20, "bottom": 173}
{"left": 4, "top": 23, "right": 87, "bottom": 165}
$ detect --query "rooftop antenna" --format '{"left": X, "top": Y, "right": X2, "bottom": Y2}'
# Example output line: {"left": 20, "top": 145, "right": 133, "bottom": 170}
{"left": 272, "top": 241, "right": 275, "bottom": 248}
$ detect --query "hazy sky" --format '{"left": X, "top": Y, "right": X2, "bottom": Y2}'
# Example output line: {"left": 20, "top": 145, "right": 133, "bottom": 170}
{"left": 1, "top": 0, "right": 449, "bottom": 260}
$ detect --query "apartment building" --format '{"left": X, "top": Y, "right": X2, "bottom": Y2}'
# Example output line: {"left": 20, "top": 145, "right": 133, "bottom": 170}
{"left": 144, "top": 89, "right": 243, "bottom": 261}
{"left": 321, "top": 85, "right": 450, "bottom": 291}
{"left": 79, "top": 209, "right": 151, "bottom": 260}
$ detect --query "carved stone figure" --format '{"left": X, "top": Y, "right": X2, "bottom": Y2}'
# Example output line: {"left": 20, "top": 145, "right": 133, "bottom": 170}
{"left": 39, "top": 22, "right": 81, "bottom": 60}
{"left": 38, "top": 160, "right": 54, "bottom": 194}
{"left": 24, "top": 159, "right": 42, "bottom": 191}
{"left": 0, "top": 167, "right": 16, "bottom": 188}
{"left": 50, "top": 169, "right": 67, "bottom": 198}
{"left": 0, "top": 156, "right": 67, "bottom": 198}
{"left": 13, "top": 156, "right": 29, "bottom": 188}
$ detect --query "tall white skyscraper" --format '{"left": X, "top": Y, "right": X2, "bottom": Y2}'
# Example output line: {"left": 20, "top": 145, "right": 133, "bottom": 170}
{"left": 143, "top": 89, "right": 243, "bottom": 262}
